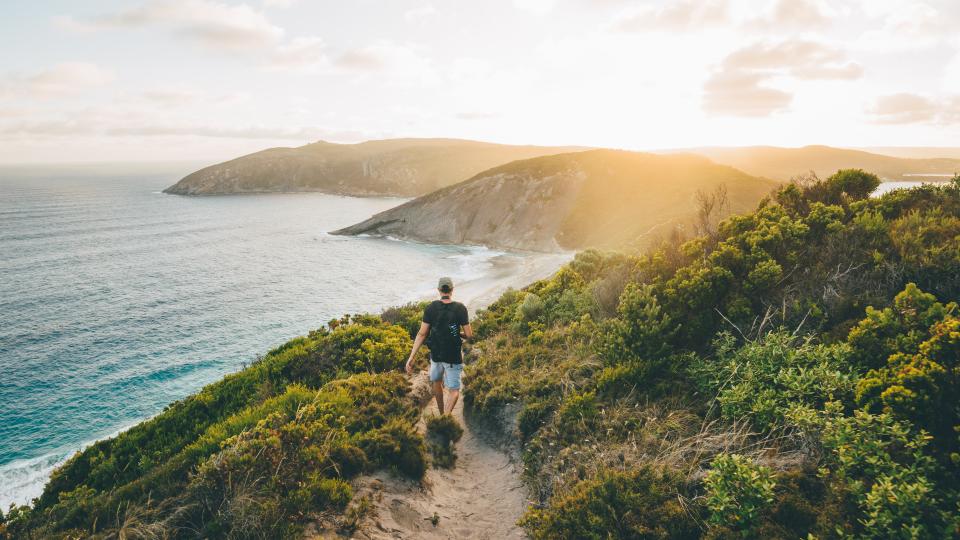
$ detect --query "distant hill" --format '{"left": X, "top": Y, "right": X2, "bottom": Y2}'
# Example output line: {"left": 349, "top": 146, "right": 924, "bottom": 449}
{"left": 163, "top": 138, "right": 583, "bottom": 197}
{"left": 861, "top": 147, "right": 960, "bottom": 160}
{"left": 683, "top": 145, "right": 960, "bottom": 182}
{"left": 332, "top": 150, "right": 778, "bottom": 252}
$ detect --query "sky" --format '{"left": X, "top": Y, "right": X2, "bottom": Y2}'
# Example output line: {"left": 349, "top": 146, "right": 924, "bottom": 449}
{"left": 1, "top": 0, "right": 959, "bottom": 163}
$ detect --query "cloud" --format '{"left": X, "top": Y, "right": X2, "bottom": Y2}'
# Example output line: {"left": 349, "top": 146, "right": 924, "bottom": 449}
{"left": 59, "top": 0, "right": 284, "bottom": 51}
{"left": 0, "top": 116, "right": 362, "bottom": 141}
{"left": 269, "top": 37, "right": 327, "bottom": 70}
{"left": 722, "top": 40, "right": 862, "bottom": 80}
{"left": 855, "top": 0, "right": 954, "bottom": 52}
{"left": 59, "top": 1, "right": 328, "bottom": 72}
{"left": 455, "top": 111, "right": 499, "bottom": 120}
{"left": 332, "top": 41, "right": 438, "bottom": 86}
{"left": 142, "top": 87, "right": 202, "bottom": 106}
{"left": 137, "top": 87, "right": 250, "bottom": 107}
{"left": 703, "top": 39, "right": 862, "bottom": 116}
{"left": 702, "top": 71, "right": 792, "bottom": 116}
{"left": 613, "top": 0, "right": 727, "bottom": 32}
{"left": 869, "top": 93, "right": 960, "bottom": 124}
{"left": 746, "top": 0, "right": 831, "bottom": 28}
{"left": 0, "top": 63, "right": 114, "bottom": 99}
{"left": 105, "top": 124, "right": 343, "bottom": 139}
{"left": 262, "top": 0, "right": 298, "bottom": 7}
{"left": 404, "top": 4, "right": 437, "bottom": 22}
{"left": 513, "top": 0, "right": 557, "bottom": 15}
{"left": 335, "top": 48, "right": 387, "bottom": 70}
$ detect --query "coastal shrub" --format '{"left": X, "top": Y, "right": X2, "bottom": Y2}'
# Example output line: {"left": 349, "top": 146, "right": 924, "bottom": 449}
{"left": 521, "top": 467, "right": 698, "bottom": 540}
{"left": 754, "top": 467, "right": 838, "bottom": 539}
{"left": 788, "top": 402, "right": 950, "bottom": 538}
{"left": 704, "top": 453, "right": 777, "bottom": 536}
{"left": 856, "top": 303, "right": 960, "bottom": 461}
{"left": 846, "top": 283, "right": 955, "bottom": 371}
{"left": 889, "top": 209, "right": 960, "bottom": 291}
{"left": 692, "top": 332, "right": 856, "bottom": 431}
{"left": 426, "top": 414, "right": 464, "bottom": 443}
{"left": 27, "top": 363, "right": 421, "bottom": 536}
{"left": 309, "top": 322, "right": 411, "bottom": 377}
{"left": 39, "top": 316, "right": 412, "bottom": 514}
{"left": 179, "top": 373, "right": 415, "bottom": 536}
{"left": 558, "top": 390, "right": 598, "bottom": 429}
{"left": 596, "top": 283, "right": 675, "bottom": 366}
{"left": 380, "top": 301, "right": 428, "bottom": 339}
{"left": 356, "top": 418, "right": 427, "bottom": 479}
{"left": 517, "top": 292, "right": 545, "bottom": 323}
{"left": 426, "top": 414, "right": 464, "bottom": 468}
{"left": 517, "top": 399, "right": 555, "bottom": 441}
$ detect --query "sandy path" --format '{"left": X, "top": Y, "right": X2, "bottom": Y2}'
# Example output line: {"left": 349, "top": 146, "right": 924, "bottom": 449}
{"left": 359, "top": 372, "right": 528, "bottom": 540}
{"left": 306, "top": 257, "right": 561, "bottom": 539}
{"left": 305, "top": 372, "right": 528, "bottom": 539}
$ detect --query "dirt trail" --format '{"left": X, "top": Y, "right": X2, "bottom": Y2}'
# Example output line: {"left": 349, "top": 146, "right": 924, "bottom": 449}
{"left": 310, "top": 372, "right": 529, "bottom": 539}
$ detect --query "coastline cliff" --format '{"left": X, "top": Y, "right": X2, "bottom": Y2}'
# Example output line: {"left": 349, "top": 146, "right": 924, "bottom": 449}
{"left": 332, "top": 149, "right": 778, "bottom": 252}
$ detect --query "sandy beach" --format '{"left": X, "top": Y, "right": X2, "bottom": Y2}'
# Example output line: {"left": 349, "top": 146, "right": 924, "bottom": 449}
{"left": 418, "top": 250, "right": 574, "bottom": 311}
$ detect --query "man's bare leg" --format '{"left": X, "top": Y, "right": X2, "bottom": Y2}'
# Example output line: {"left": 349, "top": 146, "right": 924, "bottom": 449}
{"left": 433, "top": 380, "right": 445, "bottom": 413}
{"left": 444, "top": 389, "right": 460, "bottom": 415}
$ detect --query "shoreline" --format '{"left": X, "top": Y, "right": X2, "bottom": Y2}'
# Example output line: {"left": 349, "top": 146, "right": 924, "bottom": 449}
{"left": 416, "top": 251, "right": 573, "bottom": 311}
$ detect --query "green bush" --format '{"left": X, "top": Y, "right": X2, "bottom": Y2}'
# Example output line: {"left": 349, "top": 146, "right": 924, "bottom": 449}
{"left": 596, "top": 283, "right": 675, "bottom": 366}
{"left": 692, "top": 332, "right": 855, "bottom": 430}
{"left": 356, "top": 418, "right": 427, "bottom": 479}
{"left": 856, "top": 309, "right": 960, "bottom": 461}
{"left": 517, "top": 399, "right": 555, "bottom": 441}
{"left": 788, "top": 402, "right": 950, "bottom": 538}
{"left": 517, "top": 292, "right": 545, "bottom": 323}
{"left": 521, "top": 468, "right": 698, "bottom": 539}
{"left": 425, "top": 414, "right": 464, "bottom": 468}
{"left": 847, "top": 283, "right": 956, "bottom": 371}
{"left": 704, "top": 453, "right": 776, "bottom": 536}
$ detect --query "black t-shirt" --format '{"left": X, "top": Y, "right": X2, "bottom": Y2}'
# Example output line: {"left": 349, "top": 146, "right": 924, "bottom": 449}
{"left": 423, "top": 300, "right": 469, "bottom": 363}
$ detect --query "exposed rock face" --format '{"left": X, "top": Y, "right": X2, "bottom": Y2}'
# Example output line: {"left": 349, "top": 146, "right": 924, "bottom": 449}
{"left": 162, "top": 138, "right": 582, "bottom": 197}
{"left": 332, "top": 149, "right": 779, "bottom": 252}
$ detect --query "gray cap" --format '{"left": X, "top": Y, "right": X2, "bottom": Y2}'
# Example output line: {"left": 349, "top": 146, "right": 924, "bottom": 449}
{"left": 438, "top": 276, "right": 454, "bottom": 291}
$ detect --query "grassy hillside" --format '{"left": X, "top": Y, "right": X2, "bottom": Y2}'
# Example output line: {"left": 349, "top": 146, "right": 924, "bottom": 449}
{"left": 5, "top": 170, "right": 960, "bottom": 538}
{"left": 689, "top": 145, "right": 960, "bottom": 182}
{"left": 465, "top": 170, "right": 960, "bottom": 538}
{"left": 334, "top": 149, "right": 778, "bottom": 252}
{"left": 163, "top": 138, "right": 583, "bottom": 197}
{"left": 1, "top": 311, "right": 432, "bottom": 538}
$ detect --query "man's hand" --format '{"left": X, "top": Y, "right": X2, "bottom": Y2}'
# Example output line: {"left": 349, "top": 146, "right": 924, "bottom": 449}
{"left": 405, "top": 358, "right": 414, "bottom": 374}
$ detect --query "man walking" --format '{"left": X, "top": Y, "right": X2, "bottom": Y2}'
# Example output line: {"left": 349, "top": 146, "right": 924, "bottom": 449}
{"left": 405, "top": 277, "right": 472, "bottom": 415}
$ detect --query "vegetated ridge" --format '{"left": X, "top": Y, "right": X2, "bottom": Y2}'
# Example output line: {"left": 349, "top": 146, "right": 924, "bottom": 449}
{"left": 162, "top": 138, "right": 583, "bottom": 197}
{"left": 332, "top": 149, "right": 778, "bottom": 252}
{"left": 5, "top": 170, "right": 960, "bottom": 539}
{"left": 688, "top": 144, "right": 960, "bottom": 181}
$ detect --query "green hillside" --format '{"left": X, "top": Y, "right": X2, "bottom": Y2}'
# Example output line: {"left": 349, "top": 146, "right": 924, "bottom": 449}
{"left": 5, "top": 171, "right": 960, "bottom": 539}
{"left": 466, "top": 170, "right": 960, "bottom": 538}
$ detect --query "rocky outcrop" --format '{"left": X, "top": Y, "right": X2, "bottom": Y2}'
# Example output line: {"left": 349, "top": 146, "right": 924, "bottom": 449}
{"left": 163, "top": 138, "right": 581, "bottom": 197}
{"left": 332, "top": 150, "right": 779, "bottom": 252}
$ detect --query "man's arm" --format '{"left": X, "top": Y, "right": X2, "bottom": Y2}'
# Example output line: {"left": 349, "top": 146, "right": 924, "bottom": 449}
{"left": 405, "top": 322, "right": 430, "bottom": 374}
{"left": 461, "top": 323, "right": 474, "bottom": 340}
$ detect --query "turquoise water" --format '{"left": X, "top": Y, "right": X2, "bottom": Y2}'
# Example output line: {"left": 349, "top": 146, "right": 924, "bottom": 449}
{"left": 0, "top": 168, "right": 503, "bottom": 507}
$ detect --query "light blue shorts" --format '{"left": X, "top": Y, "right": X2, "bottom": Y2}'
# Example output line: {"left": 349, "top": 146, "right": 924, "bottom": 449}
{"left": 428, "top": 360, "right": 463, "bottom": 390}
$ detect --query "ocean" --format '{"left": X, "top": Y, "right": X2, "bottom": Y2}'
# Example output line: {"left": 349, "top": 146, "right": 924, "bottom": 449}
{"left": 0, "top": 166, "right": 526, "bottom": 508}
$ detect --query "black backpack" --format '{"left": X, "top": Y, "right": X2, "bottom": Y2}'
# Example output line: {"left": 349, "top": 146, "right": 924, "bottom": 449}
{"left": 429, "top": 302, "right": 463, "bottom": 363}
